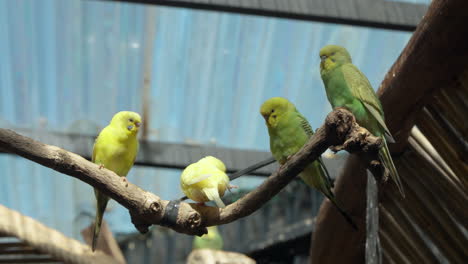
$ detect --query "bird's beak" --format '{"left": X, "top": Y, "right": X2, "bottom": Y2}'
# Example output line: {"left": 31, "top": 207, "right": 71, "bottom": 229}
{"left": 135, "top": 122, "right": 141, "bottom": 128}
{"left": 320, "top": 55, "right": 327, "bottom": 69}
{"left": 261, "top": 113, "right": 269, "bottom": 121}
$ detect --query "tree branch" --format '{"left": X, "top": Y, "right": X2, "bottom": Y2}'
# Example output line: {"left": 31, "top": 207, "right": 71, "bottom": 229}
{"left": 0, "top": 108, "right": 380, "bottom": 236}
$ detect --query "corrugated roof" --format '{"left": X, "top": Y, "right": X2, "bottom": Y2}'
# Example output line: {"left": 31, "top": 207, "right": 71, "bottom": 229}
{"left": 380, "top": 79, "right": 468, "bottom": 264}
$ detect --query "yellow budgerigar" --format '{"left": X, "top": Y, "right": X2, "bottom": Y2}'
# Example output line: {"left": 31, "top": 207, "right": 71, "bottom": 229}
{"left": 180, "top": 156, "right": 230, "bottom": 208}
{"left": 91, "top": 111, "right": 141, "bottom": 251}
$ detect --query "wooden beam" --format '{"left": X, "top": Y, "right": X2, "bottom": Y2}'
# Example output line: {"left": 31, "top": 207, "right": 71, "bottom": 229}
{"left": 310, "top": 154, "right": 367, "bottom": 263}
{"left": 377, "top": 0, "right": 468, "bottom": 152}
{"left": 0, "top": 243, "right": 27, "bottom": 249}
{"left": 0, "top": 128, "right": 278, "bottom": 176}
{"left": 97, "top": 0, "right": 427, "bottom": 31}
{"left": 246, "top": 217, "right": 314, "bottom": 255}
{"left": 0, "top": 257, "right": 60, "bottom": 263}
{"left": 0, "top": 248, "right": 40, "bottom": 255}
{"left": 0, "top": 128, "right": 347, "bottom": 178}
{"left": 310, "top": 0, "right": 468, "bottom": 263}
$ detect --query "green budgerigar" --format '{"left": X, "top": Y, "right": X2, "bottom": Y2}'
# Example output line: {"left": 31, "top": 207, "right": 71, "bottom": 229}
{"left": 260, "top": 97, "right": 357, "bottom": 229}
{"left": 192, "top": 226, "right": 224, "bottom": 250}
{"left": 91, "top": 111, "right": 141, "bottom": 251}
{"left": 319, "top": 45, "right": 404, "bottom": 196}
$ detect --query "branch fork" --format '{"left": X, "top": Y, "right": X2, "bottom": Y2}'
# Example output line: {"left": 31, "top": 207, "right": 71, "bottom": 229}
{"left": 327, "top": 107, "right": 382, "bottom": 154}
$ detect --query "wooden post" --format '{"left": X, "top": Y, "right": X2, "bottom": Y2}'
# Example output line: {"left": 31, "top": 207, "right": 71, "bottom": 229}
{"left": 81, "top": 221, "right": 126, "bottom": 264}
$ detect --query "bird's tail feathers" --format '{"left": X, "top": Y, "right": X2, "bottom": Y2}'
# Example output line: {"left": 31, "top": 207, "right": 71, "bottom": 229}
{"left": 203, "top": 188, "right": 226, "bottom": 208}
{"left": 379, "top": 138, "right": 405, "bottom": 197}
{"left": 318, "top": 157, "right": 334, "bottom": 188}
{"left": 326, "top": 193, "right": 358, "bottom": 231}
{"left": 92, "top": 192, "right": 109, "bottom": 252}
{"left": 228, "top": 156, "right": 277, "bottom": 181}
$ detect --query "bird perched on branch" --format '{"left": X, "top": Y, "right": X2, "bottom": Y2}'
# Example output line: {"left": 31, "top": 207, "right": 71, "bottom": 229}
{"left": 192, "top": 226, "right": 224, "bottom": 250}
{"left": 91, "top": 111, "right": 141, "bottom": 251}
{"left": 260, "top": 97, "right": 357, "bottom": 230}
{"left": 180, "top": 156, "right": 231, "bottom": 208}
{"left": 319, "top": 44, "right": 404, "bottom": 197}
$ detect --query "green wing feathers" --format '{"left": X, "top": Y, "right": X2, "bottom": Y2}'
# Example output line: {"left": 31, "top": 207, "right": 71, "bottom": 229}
{"left": 297, "top": 113, "right": 334, "bottom": 187}
{"left": 342, "top": 64, "right": 393, "bottom": 137}
{"left": 379, "top": 138, "right": 405, "bottom": 197}
{"left": 342, "top": 64, "right": 403, "bottom": 196}
{"left": 297, "top": 112, "right": 314, "bottom": 137}
{"left": 362, "top": 101, "right": 395, "bottom": 143}
{"left": 341, "top": 64, "right": 383, "bottom": 115}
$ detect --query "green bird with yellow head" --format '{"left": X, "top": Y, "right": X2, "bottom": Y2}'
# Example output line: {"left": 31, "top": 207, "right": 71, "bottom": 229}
{"left": 260, "top": 97, "right": 357, "bottom": 230}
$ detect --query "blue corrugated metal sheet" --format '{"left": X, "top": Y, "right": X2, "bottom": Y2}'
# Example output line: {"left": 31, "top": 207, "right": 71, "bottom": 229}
{"left": 0, "top": 0, "right": 427, "bottom": 240}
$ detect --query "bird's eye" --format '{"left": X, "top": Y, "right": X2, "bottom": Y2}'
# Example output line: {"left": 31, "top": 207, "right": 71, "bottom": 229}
{"left": 129, "top": 118, "right": 134, "bottom": 122}
{"left": 271, "top": 109, "right": 275, "bottom": 113}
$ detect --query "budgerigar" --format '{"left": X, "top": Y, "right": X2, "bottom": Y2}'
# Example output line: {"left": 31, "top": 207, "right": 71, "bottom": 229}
{"left": 192, "top": 226, "right": 224, "bottom": 250}
{"left": 319, "top": 45, "right": 404, "bottom": 196}
{"left": 180, "top": 156, "right": 230, "bottom": 208}
{"left": 91, "top": 111, "right": 141, "bottom": 251}
{"left": 260, "top": 97, "right": 357, "bottom": 229}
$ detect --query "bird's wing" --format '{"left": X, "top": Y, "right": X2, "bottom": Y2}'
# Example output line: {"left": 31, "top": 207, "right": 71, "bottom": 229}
{"left": 92, "top": 130, "right": 106, "bottom": 163}
{"left": 362, "top": 101, "right": 395, "bottom": 143}
{"left": 184, "top": 168, "right": 215, "bottom": 186}
{"left": 342, "top": 63, "right": 394, "bottom": 142}
{"left": 296, "top": 113, "right": 334, "bottom": 186}
{"left": 296, "top": 112, "right": 314, "bottom": 137}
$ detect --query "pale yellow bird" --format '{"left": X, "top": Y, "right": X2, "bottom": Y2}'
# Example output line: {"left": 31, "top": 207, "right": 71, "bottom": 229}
{"left": 180, "top": 156, "right": 230, "bottom": 208}
{"left": 91, "top": 111, "right": 141, "bottom": 251}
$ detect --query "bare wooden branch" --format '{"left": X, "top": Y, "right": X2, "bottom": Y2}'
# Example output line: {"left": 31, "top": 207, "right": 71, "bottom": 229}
{"left": 0, "top": 108, "right": 381, "bottom": 236}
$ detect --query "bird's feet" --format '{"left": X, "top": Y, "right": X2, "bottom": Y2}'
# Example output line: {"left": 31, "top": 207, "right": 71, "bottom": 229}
{"left": 122, "top": 177, "right": 128, "bottom": 187}
{"left": 278, "top": 155, "right": 293, "bottom": 170}
{"left": 329, "top": 145, "right": 344, "bottom": 153}
{"left": 227, "top": 185, "right": 238, "bottom": 193}
{"left": 98, "top": 164, "right": 105, "bottom": 169}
